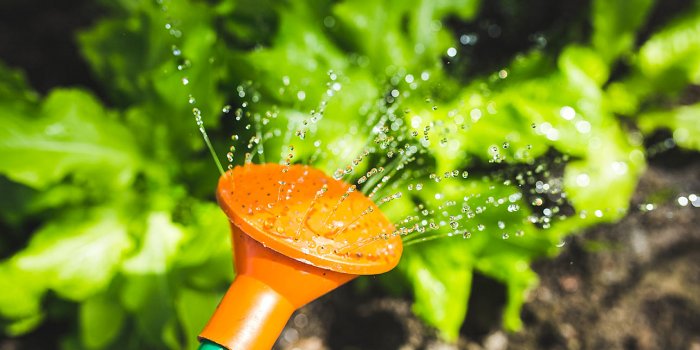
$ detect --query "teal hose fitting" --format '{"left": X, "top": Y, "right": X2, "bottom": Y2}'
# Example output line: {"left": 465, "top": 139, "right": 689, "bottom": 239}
{"left": 198, "top": 339, "right": 226, "bottom": 350}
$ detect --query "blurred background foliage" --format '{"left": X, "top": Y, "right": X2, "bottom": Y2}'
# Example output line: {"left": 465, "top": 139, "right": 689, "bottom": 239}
{"left": 0, "top": 0, "right": 699, "bottom": 348}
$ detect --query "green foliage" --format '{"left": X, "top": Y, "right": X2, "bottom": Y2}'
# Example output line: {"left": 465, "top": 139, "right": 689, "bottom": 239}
{"left": 1, "top": 0, "right": 699, "bottom": 348}
{"left": 637, "top": 103, "right": 700, "bottom": 151}
{"left": 0, "top": 89, "right": 140, "bottom": 189}
{"left": 0, "top": 3, "right": 233, "bottom": 347}
{"left": 637, "top": 8, "right": 700, "bottom": 86}
{"left": 80, "top": 292, "right": 126, "bottom": 348}
{"left": 592, "top": 0, "right": 655, "bottom": 63}
{"left": 403, "top": 239, "right": 473, "bottom": 341}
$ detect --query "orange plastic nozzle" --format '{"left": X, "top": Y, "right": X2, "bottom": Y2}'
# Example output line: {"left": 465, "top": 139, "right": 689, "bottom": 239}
{"left": 199, "top": 163, "right": 403, "bottom": 349}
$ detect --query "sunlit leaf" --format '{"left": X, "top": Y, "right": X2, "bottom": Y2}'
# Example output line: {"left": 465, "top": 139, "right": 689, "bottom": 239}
{"left": 176, "top": 288, "right": 225, "bottom": 350}
{"left": 80, "top": 292, "right": 126, "bottom": 349}
{"left": 402, "top": 240, "right": 472, "bottom": 341}
{"left": 122, "top": 212, "right": 185, "bottom": 274}
{"left": 637, "top": 103, "right": 700, "bottom": 151}
{"left": 592, "top": 0, "right": 655, "bottom": 63}
{"left": 11, "top": 209, "right": 133, "bottom": 301}
{"left": 0, "top": 264, "right": 43, "bottom": 321}
{"left": 638, "top": 9, "right": 700, "bottom": 87}
{"left": 0, "top": 89, "right": 141, "bottom": 189}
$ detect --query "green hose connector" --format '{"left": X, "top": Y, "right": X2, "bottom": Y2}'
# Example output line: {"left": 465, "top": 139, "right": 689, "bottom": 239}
{"left": 198, "top": 339, "right": 227, "bottom": 350}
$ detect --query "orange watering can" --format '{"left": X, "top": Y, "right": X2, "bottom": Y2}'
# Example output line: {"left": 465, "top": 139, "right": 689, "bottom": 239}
{"left": 198, "top": 163, "right": 403, "bottom": 350}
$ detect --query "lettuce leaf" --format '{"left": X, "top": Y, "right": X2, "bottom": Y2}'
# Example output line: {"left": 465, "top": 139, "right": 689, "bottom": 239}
{"left": 0, "top": 89, "right": 141, "bottom": 190}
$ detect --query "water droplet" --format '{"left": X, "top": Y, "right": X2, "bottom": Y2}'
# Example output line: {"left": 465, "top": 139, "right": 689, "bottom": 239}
{"left": 576, "top": 173, "right": 590, "bottom": 187}
{"left": 323, "top": 16, "right": 336, "bottom": 28}
{"left": 560, "top": 106, "right": 576, "bottom": 120}
{"left": 640, "top": 203, "right": 655, "bottom": 211}
{"left": 576, "top": 120, "right": 591, "bottom": 133}
{"left": 459, "top": 33, "right": 477, "bottom": 45}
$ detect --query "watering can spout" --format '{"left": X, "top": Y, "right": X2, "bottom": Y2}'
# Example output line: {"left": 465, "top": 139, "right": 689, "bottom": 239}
{"left": 198, "top": 164, "right": 402, "bottom": 349}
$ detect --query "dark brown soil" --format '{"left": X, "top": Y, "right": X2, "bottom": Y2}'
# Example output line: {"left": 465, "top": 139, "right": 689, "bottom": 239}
{"left": 275, "top": 159, "right": 700, "bottom": 350}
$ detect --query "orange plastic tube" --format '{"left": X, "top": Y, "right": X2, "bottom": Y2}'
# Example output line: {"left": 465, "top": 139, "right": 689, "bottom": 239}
{"left": 199, "top": 224, "right": 355, "bottom": 349}
{"left": 199, "top": 164, "right": 402, "bottom": 350}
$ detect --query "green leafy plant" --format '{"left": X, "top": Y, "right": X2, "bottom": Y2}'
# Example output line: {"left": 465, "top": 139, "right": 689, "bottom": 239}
{"left": 1, "top": 0, "right": 699, "bottom": 348}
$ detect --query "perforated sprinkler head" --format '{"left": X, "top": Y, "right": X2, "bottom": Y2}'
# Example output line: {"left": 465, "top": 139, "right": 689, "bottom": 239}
{"left": 198, "top": 163, "right": 403, "bottom": 350}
